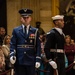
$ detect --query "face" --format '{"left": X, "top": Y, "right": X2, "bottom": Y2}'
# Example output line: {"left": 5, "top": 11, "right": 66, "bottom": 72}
{"left": 5, "top": 36, "right": 11, "bottom": 44}
{"left": 0, "top": 28, "right": 6, "bottom": 36}
{"left": 36, "top": 25, "right": 40, "bottom": 28}
{"left": 55, "top": 19, "right": 64, "bottom": 29}
{"left": 71, "top": 39, "right": 75, "bottom": 44}
{"left": 20, "top": 16, "right": 32, "bottom": 26}
{"left": 65, "top": 37, "right": 71, "bottom": 44}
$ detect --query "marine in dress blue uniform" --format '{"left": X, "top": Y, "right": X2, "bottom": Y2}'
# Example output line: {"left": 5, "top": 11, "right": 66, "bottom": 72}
{"left": 44, "top": 15, "right": 65, "bottom": 75}
{"left": 10, "top": 8, "right": 41, "bottom": 75}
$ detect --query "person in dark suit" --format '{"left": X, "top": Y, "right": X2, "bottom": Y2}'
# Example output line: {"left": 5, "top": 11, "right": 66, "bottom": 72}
{"left": 0, "top": 27, "right": 6, "bottom": 46}
{"left": 10, "top": 8, "right": 41, "bottom": 75}
{"left": 44, "top": 15, "right": 65, "bottom": 75}
{"left": 36, "top": 21, "right": 45, "bottom": 35}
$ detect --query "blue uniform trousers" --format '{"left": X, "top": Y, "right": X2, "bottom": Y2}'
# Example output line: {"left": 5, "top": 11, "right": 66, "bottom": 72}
{"left": 14, "top": 65, "right": 35, "bottom": 75}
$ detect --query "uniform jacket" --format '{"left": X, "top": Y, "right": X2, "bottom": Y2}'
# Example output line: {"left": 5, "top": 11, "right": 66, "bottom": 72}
{"left": 10, "top": 25, "right": 41, "bottom": 65}
{"left": 44, "top": 28, "right": 65, "bottom": 60}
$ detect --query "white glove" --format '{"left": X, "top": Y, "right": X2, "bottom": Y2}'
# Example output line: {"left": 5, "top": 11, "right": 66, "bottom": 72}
{"left": 49, "top": 61, "right": 57, "bottom": 69}
{"left": 10, "top": 56, "right": 16, "bottom": 64}
{"left": 35, "top": 62, "right": 40, "bottom": 68}
{"left": 73, "top": 61, "right": 75, "bottom": 64}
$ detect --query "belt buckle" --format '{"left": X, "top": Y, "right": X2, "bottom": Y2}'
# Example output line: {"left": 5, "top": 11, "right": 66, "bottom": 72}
{"left": 26, "top": 45, "right": 29, "bottom": 48}
{"left": 59, "top": 50, "right": 63, "bottom": 53}
{"left": 57, "top": 50, "right": 60, "bottom": 53}
{"left": 25, "top": 45, "right": 26, "bottom": 48}
{"left": 22, "top": 45, "right": 26, "bottom": 48}
{"left": 57, "top": 50, "right": 61, "bottom": 53}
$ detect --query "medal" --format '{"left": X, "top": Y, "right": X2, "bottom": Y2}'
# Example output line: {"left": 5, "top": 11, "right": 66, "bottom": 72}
{"left": 30, "top": 40, "right": 33, "bottom": 43}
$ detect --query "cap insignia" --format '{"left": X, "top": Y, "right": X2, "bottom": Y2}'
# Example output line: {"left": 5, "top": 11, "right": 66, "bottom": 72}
{"left": 24, "top": 9, "right": 27, "bottom": 12}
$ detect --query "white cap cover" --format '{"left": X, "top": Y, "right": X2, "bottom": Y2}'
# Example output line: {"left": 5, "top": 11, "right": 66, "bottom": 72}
{"left": 52, "top": 15, "right": 64, "bottom": 20}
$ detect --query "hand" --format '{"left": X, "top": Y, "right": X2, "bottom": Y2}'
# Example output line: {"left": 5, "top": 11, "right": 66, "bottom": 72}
{"left": 49, "top": 61, "right": 57, "bottom": 69}
{"left": 35, "top": 62, "right": 40, "bottom": 68}
{"left": 73, "top": 61, "right": 75, "bottom": 64}
{"left": 10, "top": 56, "right": 16, "bottom": 64}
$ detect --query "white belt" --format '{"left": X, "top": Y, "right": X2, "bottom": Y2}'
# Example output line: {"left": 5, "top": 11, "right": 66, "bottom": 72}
{"left": 50, "top": 49, "right": 64, "bottom": 53}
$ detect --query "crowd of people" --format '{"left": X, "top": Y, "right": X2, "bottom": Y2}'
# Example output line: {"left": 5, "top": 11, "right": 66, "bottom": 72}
{"left": 0, "top": 8, "right": 75, "bottom": 75}
{"left": 0, "top": 27, "right": 11, "bottom": 75}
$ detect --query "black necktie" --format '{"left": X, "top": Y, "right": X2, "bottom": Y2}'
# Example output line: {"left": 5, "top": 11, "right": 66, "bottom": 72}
{"left": 24, "top": 26, "right": 27, "bottom": 36}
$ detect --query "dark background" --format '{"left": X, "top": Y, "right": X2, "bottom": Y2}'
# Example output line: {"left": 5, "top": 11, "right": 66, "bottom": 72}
{"left": 59, "top": 0, "right": 75, "bottom": 41}
{"left": 0, "top": 0, "right": 7, "bottom": 33}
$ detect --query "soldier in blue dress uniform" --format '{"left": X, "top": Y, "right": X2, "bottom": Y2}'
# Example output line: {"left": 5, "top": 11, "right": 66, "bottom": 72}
{"left": 10, "top": 8, "right": 41, "bottom": 75}
{"left": 44, "top": 15, "right": 65, "bottom": 75}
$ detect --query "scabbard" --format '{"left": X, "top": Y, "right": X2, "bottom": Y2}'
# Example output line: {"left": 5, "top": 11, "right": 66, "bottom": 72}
{"left": 54, "top": 69, "right": 58, "bottom": 75}
{"left": 11, "top": 69, "right": 14, "bottom": 75}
